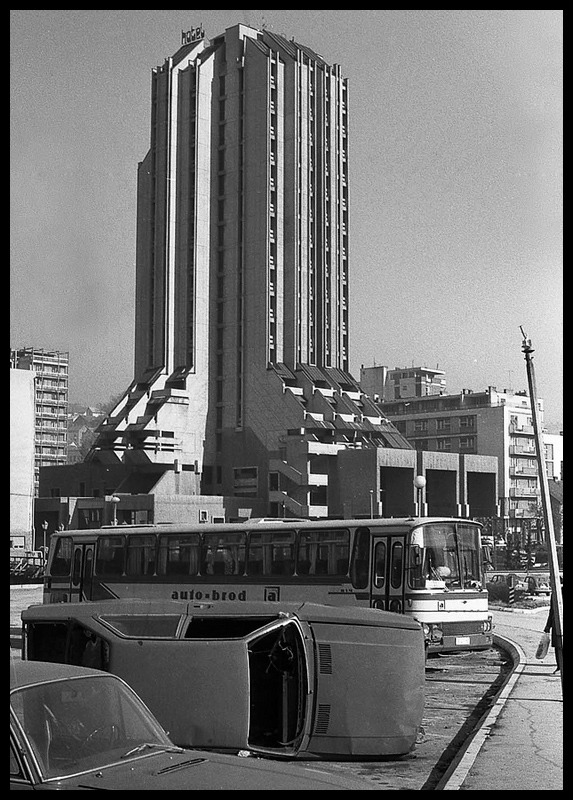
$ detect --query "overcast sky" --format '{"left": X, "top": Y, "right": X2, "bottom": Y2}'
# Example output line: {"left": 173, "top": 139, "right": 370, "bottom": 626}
{"left": 10, "top": 10, "right": 562, "bottom": 428}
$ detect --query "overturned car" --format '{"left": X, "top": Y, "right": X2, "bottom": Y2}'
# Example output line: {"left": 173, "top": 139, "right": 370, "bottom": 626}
{"left": 22, "top": 599, "right": 425, "bottom": 759}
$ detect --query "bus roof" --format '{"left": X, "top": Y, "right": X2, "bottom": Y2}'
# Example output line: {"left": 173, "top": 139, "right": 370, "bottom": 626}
{"left": 51, "top": 517, "right": 482, "bottom": 538}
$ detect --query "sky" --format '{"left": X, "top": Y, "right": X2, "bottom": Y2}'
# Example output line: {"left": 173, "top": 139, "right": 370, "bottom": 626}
{"left": 10, "top": 10, "right": 563, "bottom": 429}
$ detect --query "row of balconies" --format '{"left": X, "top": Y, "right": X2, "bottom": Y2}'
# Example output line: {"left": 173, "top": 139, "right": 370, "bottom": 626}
{"left": 35, "top": 397, "right": 67, "bottom": 409}
{"left": 509, "top": 487, "right": 538, "bottom": 498}
{"left": 510, "top": 466, "right": 538, "bottom": 477}
{"left": 509, "top": 423, "right": 534, "bottom": 434}
{"left": 509, "top": 444, "right": 537, "bottom": 456}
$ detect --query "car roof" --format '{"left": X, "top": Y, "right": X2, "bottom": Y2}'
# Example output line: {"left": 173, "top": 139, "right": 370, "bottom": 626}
{"left": 10, "top": 659, "right": 107, "bottom": 691}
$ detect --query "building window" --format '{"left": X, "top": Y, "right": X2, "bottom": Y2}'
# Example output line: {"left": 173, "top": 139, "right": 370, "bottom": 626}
{"left": 459, "top": 415, "right": 476, "bottom": 429}
{"left": 414, "top": 420, "right": 428, "bottom": 433}
{"left": 233, "top": 466, "right": 258, "bottom": 497}
{"left": 437, "top": 438, "right": 452, "bottom": 451}
{"left": 437, "top": 418, "right": 451, "bottom": 431}
{"left": 459, "top": 436, "right": 476, "bottom": 450}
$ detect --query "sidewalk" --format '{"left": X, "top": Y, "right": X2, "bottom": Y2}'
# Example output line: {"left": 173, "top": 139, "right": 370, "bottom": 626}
{"left": 440, "top": 607, "right": 563, "bottom": 790}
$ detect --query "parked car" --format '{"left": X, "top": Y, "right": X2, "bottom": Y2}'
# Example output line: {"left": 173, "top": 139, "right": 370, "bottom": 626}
{"left": 485, "top": 573, "right": 529, "bottom": 604}
{"left": 10, "top": 660, "right": 377, "bottom": 790}
{"left": 486, "top": 573, "right": 528, "bottom": 591}
{"left": 22, "top": 599, "right": 425, "bottom": 759}
{"left": 526, "top": 574, "right": 551, "bottom": 595}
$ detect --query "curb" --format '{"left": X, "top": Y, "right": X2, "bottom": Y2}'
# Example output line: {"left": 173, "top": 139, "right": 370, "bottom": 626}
{"left": 490, "top": 605, "right": 548, "bottom": 615}
{"left": 436, "top": 633, "right": 525, "bottom": 790}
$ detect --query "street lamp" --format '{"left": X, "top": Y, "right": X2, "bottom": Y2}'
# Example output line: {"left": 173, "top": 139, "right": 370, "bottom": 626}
{"left": 41, "top": 520, "right": 48, "bottom": 556}
{"left": 414, "top": 476, "right": 426, "bottom": 517}
{"left": 110, "top": 496, "right": 120, "bottom": 526}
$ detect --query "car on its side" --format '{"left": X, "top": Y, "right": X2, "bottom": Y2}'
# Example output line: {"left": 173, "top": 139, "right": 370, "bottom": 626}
{"left": 10, "top": 660, "right": 377, "bottom": 790}
{"left": 22, "top": 599, "right": 425, "bottom": 760}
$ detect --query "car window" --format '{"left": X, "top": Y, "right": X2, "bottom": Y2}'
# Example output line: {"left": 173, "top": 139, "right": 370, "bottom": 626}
{"left": 11, "top": 674, "right": 173, "bottom": 780}
{"left": 10, "top": 740, "right": 26, "bottom": 779}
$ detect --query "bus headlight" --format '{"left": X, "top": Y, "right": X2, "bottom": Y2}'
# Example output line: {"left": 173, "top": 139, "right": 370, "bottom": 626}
{"left": 483, "top": 617, "right": 493, "bottom": 633}
{"left": 430, "top": 625, "right": 443, "bottom": 643}
{"left": 422, "top": 623, "right": 443, "bottom": 643}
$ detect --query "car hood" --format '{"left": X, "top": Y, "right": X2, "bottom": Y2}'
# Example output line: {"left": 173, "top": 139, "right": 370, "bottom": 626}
{"left": 50, "top": 749, "right": 377, "bottom": 790}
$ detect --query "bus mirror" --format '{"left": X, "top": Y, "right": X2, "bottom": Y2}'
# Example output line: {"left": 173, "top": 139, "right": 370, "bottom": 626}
{"left": 410, "top": 545, "right": 421, "bottom": 567}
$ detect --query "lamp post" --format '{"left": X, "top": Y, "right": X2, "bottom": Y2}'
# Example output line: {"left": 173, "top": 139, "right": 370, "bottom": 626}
{"left": 414, "top": 476, "right": 426, "bottom": 517}
{"left": 41, "top": 520, "right": 48, "bottom": 556}
{"left": 521, "top": 329, "right": 562, "bottom": 690}
{"left": 110, "top": 496, "right": 120, "bottom": 526}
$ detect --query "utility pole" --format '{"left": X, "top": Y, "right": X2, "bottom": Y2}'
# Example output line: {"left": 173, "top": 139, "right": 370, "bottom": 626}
{"left": 521, "top": 328, "right": 563, "bottom": 689}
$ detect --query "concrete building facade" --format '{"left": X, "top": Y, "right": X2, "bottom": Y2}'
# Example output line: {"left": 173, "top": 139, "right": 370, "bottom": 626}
{"left": 380, "top": 387, "right": 554, "bottom": 531}
{"left": 360, "top": 364, "right": 447, "bottom": 402}
{"left": 10, "top": 368, "right": 35, "bottom": 548}
{"left": 60, "top": 24, "right": 498, "bottom": 521}
{"left": 11, "top": 348, "right": 69, "bottom": 495}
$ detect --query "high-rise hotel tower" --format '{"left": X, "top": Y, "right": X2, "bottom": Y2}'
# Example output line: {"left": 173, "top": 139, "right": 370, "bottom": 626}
{"left": 90, "top": 24, "right": 410, "bottom": 517}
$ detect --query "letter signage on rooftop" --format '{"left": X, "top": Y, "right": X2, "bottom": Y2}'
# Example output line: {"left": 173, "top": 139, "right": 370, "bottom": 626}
{"left": 181, "top": 26, "right": 205, "bottom": 46}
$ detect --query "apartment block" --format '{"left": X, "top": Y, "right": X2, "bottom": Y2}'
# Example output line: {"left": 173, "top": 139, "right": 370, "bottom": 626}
{"left": 11, "top": 348, "right": 69, "bottom": 495}
{"left": 10, "top": 367, "right": 35, "bottom": 548}
{"left": 380, "top": 387, "right": 551, "bottom": 530}
{"left": 360, "top": 364, "right": 447, "bottom": 402}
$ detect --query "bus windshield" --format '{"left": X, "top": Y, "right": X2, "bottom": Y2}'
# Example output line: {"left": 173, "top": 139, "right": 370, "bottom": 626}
{"left": 409, "top": 523, "right": 482, "bottom": 590}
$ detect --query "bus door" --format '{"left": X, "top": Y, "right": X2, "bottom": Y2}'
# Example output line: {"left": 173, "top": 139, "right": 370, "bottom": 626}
{"left": 370, "top": 535, "right": 406, "bottom": 615}
{"left": 69, "top": 542, "right": 95, "bottom": 602}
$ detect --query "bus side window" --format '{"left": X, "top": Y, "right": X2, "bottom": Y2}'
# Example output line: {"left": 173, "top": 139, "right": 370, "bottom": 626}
{"left": 350, "top": 528, "right": 370, "bottom": 589}
{"left": 95, "top": 536, "right": 126, "bottom": 576}
{"left": 202, "top": 533, "right": 246, "bottom": 575}
{"left": 391, "top": 541, "right": 404, "bottom": 589}
{"left": 72, "top": 549, "right": 82, "bottom": 586}
{"left": 51, "top": 537, "right": 73, "bottom": 576}
{"left": 271, "top": 532, "right": 295, "bottom": 576}
{"left": 374, "top": 541, "right": 386, "bottom": 588}
{"left": 246, "top": 533, "right": 265, "bottom": 575}
{"left": 126, "top": 536, "right": 156, "bottom": 576}
{"left": 157, "top": 535, "right": 200, "bottom": 576}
